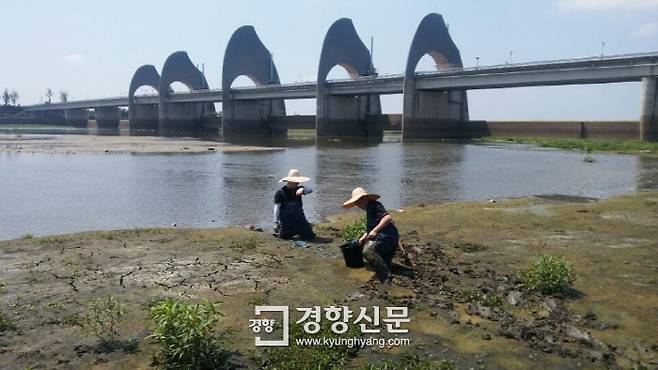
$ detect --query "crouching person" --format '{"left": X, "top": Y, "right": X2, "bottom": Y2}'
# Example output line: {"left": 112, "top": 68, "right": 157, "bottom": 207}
{"left": 342, "top": 187, "right": 399, "bottom": 284}
{"left": 274, "top": 169, "right": 316, "bottom": 240}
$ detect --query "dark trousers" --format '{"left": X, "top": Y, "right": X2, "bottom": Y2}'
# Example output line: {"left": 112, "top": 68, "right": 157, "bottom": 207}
{"left": 363, "top": 238, "right": 397, "bottom": 283}
{"left": 279, "top": 220, "right": 315, "bottom": 240}
{"left": 279, "top": 202, "right": 315, "bottom": 241}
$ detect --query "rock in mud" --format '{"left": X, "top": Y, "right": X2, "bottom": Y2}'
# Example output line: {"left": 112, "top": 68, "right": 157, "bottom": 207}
{"left": 564, "top": 325, "right": 593, "bottom": 346}
{"left": 507, "top": 290, "right": 523, "bottom": 306}
{"left": 447, "top": 310, "right": 460, "bottom": 324}
{"left": 578, "top": 311, "right": 619, "bottom": 330}
{"left": 541, "top": 297, "right": 559, "bottom": 313}
{"left": 467, "top": 302, "right": 494, "bottom": 320}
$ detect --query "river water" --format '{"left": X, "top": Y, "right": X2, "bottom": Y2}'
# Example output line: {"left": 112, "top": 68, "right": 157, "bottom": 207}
{"left": 1, "top": 138, "right": 657, "bottom": 240}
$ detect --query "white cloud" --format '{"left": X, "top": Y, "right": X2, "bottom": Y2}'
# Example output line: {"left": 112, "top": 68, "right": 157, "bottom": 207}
{"left": 634, "top": 22, "right": 658, "bottom": 37}
{"left": 557, "top": 0, "right": 658, "bottom": 10}
{"left": 64, "top": 53, "right": 86, "bottom": 63}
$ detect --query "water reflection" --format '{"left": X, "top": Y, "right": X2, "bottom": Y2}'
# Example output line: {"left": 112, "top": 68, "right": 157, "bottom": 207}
{"left": 0, "top": 140, "right": 656, "bottom": 240}
{"left": 636, "top": 156, "right": 658, "bottom": 190}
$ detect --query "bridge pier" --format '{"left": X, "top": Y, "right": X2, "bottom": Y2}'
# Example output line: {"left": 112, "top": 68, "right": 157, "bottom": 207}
{"left": 401, "top": 13, "right": 469, "bottom": 140}
{"left": 315, "top": 18, "right": 383, "bottom": 141}
{"left": 316, "top": 94, "right": 382, "bottom": 139}
{"left": 94, "top": 107, "right": 121, "bottom": 131}
{"left": 402, "top": 81, "right": 468, "bottom": 139}
{"left": 128, "top": 104, "right": 159, "bottom": 134}
{"left": 640, "top": 77, "right": 658, "bottom": 142}
{"left": 64, "top": 109, "right": 89, "bottom": 128}
{"left": 222, "top": 26, "right": 287, "bottom": 139}
{"left": 223, "top": 99, "right": 286, "bottom": 137}
{"left": 128, "top": 65, "right": 161, "bottom": 135}
{"left": 160, "top": 102, "right": 209, "bottom": 137}
{"left": 158, "top": 52, "right": 215, "bottom": 137}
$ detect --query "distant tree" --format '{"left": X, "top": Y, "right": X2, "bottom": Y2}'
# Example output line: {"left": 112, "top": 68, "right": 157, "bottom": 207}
{"left": 45, "top": 88, "right": 53, "bottom": 103}
{"left": 2, "top": 88, "right": 9, "bottom": 106}
{"left": 9, "top": 90, "right": 18, "bottom": 106}
{"left": 60, "top": 90, "right": 68, "bottom": 103}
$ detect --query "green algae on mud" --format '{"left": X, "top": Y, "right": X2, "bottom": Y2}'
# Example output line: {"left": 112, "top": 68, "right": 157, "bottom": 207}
{"left": 0, "top": 192, "right": 657, "bottom": 369}
{"left": 474, "top": 136, "right": 658, "bottom": 156}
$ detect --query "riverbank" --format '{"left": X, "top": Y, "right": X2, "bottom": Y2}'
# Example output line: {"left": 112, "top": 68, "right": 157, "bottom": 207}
{"left": 475, "top": 136, "right": 658, "bottom": 156}
{"left": 0, "top": 134, "right": 283, "bottom": 154}
{"left": 1, "top": 191, "right": 656, "bottom": 369}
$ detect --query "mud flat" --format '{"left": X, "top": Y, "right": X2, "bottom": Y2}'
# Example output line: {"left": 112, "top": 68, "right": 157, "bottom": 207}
{"left": 0, "top": 134, "right": 283, "bottom": 154}
{"left": 0, "top": 191, "right": 656, "bottom": 369}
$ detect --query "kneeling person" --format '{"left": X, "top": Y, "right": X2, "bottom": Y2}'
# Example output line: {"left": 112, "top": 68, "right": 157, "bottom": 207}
{"left": 274, "top": 169, "right": 315, "bottom": 240}
{"left": 342, "top": 187, "right": 399, "bottom": 284}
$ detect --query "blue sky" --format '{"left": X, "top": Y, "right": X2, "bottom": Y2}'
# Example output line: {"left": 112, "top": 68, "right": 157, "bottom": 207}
{"left": 1, "top": 0, "right": 657, "bottom": 119}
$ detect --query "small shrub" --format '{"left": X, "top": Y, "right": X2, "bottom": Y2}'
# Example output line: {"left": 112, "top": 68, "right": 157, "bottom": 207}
{"left": 85, "top": 296, "right": 126, "bottom": 344}
{"left": 454, "top": 288, "right": 502, "bottom": 307}
{"left": 20, "top": 234, "right": 34, "bottom": 240}
{"left": 340, "top": 216, "right": 367, "bottom": 241}
{"left": 521, "top": 255, "right": 578, "bottom": 295}
{"left": 149, "top": 299, "right": 229, "bottom": 370}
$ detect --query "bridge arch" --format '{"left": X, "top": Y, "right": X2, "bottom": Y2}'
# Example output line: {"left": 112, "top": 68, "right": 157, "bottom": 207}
{"left": 128, "top": 64, "right": 161, "bottom": 134}
{"left": 404, "top": 13, "right": 463, "bottom": 77}
{"left": 158, "top": 51, "right": 215, "bottom": 136}
{"left": 222, "top": 26, "right": 286, "bottom": 137}
{"left": 316, "top": 18, "right": 381, "bottom": 140}
{"left": 159, "top": 51, "right": 209, "bottom": 93}
{"left": 128, "top": 65, "right": 160, "bottom": 108}
{"left": 317, "top": 18, "right": 376, "bottom": 83}
{"left": 402, "top": 13, "right": 469, "bottom": 139}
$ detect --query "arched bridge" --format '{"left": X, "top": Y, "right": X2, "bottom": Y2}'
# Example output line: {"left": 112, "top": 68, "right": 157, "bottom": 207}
{"left": 22, "top": 13, "right": 658, "bottom": 141}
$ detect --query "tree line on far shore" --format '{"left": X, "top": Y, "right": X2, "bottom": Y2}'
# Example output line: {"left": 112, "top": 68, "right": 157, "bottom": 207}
{"left": 2, "top": 88, "right": 70, "bottom": 106}
{"left": 2, "top": 88, "right": 69, "bottom": 114}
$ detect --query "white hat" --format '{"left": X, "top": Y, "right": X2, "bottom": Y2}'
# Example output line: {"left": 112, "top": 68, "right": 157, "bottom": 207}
{"left": 279, "top": 168, "right": 310, "bottom": 183}
{"left": 342, "top": 187, "right": 380, "bottom": 208}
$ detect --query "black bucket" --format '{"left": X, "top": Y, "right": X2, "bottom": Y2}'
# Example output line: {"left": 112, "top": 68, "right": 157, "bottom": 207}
{"left": 340, "top": 240, "right": 364, "bottom": 268}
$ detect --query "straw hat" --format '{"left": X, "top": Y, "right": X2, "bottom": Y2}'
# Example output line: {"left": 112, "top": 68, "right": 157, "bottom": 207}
{"left": 279, "top": 169, "right": 310, "bottom": 183}
{"left": 342, "top": 187, "right": 380, "bottom": 208}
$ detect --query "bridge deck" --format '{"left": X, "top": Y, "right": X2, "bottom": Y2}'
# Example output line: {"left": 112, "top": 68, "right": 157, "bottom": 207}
{"left": 22, "top": 52, "right": 658, "bottom": 111}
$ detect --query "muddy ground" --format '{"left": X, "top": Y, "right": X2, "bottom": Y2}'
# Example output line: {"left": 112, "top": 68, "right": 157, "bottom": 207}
{"left": 0, "top": 191, "right": 656, "bottom": 369}
{"left": 0, "top": 134, "right": 283, "bottom": 154}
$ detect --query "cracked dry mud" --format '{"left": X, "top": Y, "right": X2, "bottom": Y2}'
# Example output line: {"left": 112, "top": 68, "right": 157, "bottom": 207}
{"left": 0, "top": 191, "right": 657, "bottom": 369}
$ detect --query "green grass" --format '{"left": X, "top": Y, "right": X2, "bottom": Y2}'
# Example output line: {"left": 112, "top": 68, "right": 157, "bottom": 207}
{"left": 229, "top": 235, "right": 262, "bottom": 250}
{"left": 0, "top": 312, "right": 14, "bottom": 332}
{"left": 257, "top": 322, "right": 361, "bottom": 370}
{"left": 475, "top": 137, "right": 658, "bottom": 155}
{"left": 454, "top": 242, "right": 488, "bottom": 253}
{"left": 359, "top": 355, "right": 457, "bottom": 370}
{"left": 0, "top": 124, "right": 69, "bottom": 129}
{"left": 454, "top": 288, "right": 503, "bottom": 307}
